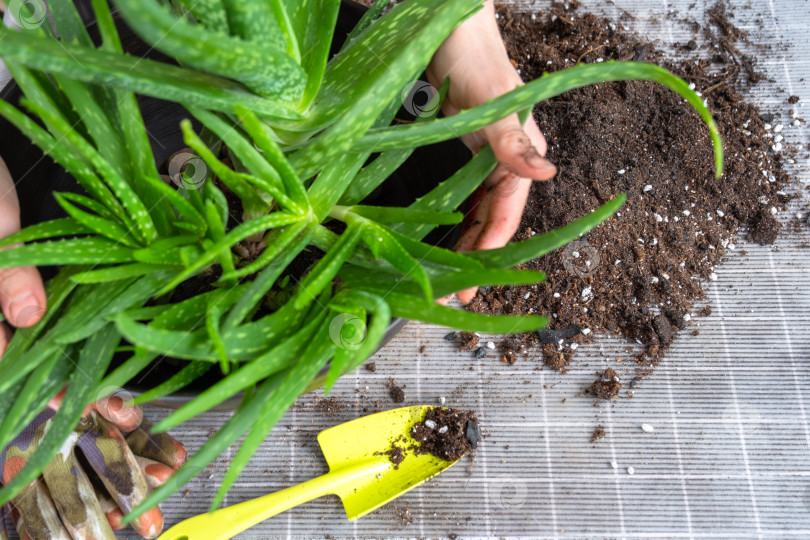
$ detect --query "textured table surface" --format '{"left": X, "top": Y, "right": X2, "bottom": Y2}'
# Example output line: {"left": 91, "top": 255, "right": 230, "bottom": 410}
{"left": 7, "top": 0, "right": 810, "bottom": 538}
{"left": 137, "top": 1, "right": 810, "bottom": 538}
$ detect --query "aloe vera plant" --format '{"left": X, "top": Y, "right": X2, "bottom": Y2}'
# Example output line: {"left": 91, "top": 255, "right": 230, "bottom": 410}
{"left": 0, "top": 0, "right": 722, "bottom": 521}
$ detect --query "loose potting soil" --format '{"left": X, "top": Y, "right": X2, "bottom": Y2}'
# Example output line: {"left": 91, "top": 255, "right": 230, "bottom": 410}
{"left": 411, "top": 407, "right": 479, "bottom": 461}
{"left": 464, "top": 1, "right": 803, "bottom": 393}
{"left": 376, "top": 408, "right": 479, "bottom": 467}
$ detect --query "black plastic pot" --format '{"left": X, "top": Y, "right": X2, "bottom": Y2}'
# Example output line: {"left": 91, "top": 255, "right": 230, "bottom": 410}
{"left": 0, "top": 1, "right": 471, "bottom": 408}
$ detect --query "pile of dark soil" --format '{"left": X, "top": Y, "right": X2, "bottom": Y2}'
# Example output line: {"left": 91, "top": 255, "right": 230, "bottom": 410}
{"left": 411, "top": 408, "right": 480, "bottom": 462}
{"left": 466, "top": 1, "right": 801, "bottom": 392}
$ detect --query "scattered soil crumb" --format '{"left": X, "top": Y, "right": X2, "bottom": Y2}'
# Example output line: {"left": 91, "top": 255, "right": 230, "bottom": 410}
{"left": 501, "top": 350, "right": 518, "bottom": 365}
{"left": 788, "top": 95, "right": 800, "bottom": 104}
{"left": 590, "top": 425, "right": 606, "bottom": 443}
{"left": 700, "top": 306, "right": 713, "bottom": 317}
{"left": 313, "top": 397, "right": 343, "bottom": 414}
{"left": 542, "top": 343, "right": 572, "bottom": 373}
{"left": 411, "top": 407, "right": 479, "bottom": 461}
{"left": 589, "top": 369, "right": 622, "bottom": 400}
{"left": 387, "top": 379, "right": 406, "bottom": 403}
{"left": 365, "top": 362, "right": 376, "bottom": 373}
{"left": 377, "top": 435, "right": 407, "bottom": 468}
{"left": 458, "top": 331, "right": 479, "bottom": 351}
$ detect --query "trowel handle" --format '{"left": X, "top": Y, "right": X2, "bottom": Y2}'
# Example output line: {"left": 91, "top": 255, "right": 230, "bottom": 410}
{"left": 157, "top": 461, "right": 385, "bottom": 540}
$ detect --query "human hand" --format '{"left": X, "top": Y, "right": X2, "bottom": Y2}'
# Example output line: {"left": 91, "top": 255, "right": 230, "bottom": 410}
{"left": 1, "top": 392, "right": 187, "bottom": 539}
{"left": 426, "top": 0, "right": 557, "bottom": 303}
{"left": 0, "top": 156, "right": 47, "bottom": 357}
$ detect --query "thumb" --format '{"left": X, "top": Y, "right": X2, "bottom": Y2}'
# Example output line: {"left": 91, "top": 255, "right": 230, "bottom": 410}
{"left": 484, "top": 115, "right": 557, "bottom": 182}
{"left": 0, "top": 156, "right": 46, "bottom": 328}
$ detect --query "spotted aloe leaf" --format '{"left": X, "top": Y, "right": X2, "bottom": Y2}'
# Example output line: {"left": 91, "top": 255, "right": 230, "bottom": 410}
{"left": 279, "top": 0, "right": 340, "bottom": 108}
{"left": 0, "top": 26, "right": 300, "bottom": 119}
{"left": 0, "top": 325, "right": 119, "bottom": 507}
{"left": 289, "top": 0, "right": 481, "bottom": 177}
{"left": 356, "top": 62, "right": 724, "bottom": 178}
{"left": 112, "top": 0, "right": 305, "bottom": 100}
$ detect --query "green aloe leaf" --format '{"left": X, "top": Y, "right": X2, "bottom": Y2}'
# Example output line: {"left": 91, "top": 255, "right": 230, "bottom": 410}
{"left": 113, "top": 0, "right": 304, "bottom": 99}
{"left": 0, "top": 219, "right": 90, "bottom": 248}
{"left": 386, "top": 292, "right": 548, "bottom": 333}
{"left": 187, "top": 110, "right": 294, "bottom": 209}
{"left": 290, "top": 0, "right": 480, "bottom": 177}
{"left": 22, "top": 97, "right": 157, "bottom": 243}
{"left": 211, "top": 320, "right": 335, "bottom": 509}
{"left": 348, "top": 205, "right": 462, "bottom": 225}
{"left": 131, "top": 362, "right": 213, "bottom": 406}
{"left": 0, "top": 325, "right": 119, "bottom": 506}
{"left": 233, "top": 106, "right": 309, "bottom": 210}
{"left": 221, "top": 0, "right": 286, "bottom": 52}
{"left": 0, "top": 238, "right": 133, "bottom": 268}
{"left": 323, "top": 290, "right": 390, "bottom": 393}
{"left": 223, "top": 223, "right": 315, "bottom": 328}
{"left": 71, "top": 263, "right": 172, "bottom": 284}
{"left": 123, "top": 366, "right": 289, "bottom": 524}
{"left": 385, "top": 228, "right": 484, "bottom": 272}
{"left": 361, "top": 222, "right": 432, "bottom": 303}
{"left": 173, "top": 0, "right": 228, "bottom": 31}
{"left": 219, "top": 218, "right": 312, "bottom": 281}
{"left": 0, "top": 90, "right": 124, "bottom": 218}
{"left": 357, "top": 62, "right": 724, "bottom": 177}
{"left": 280, "top": 0, "right": 339, "bottom": 108}
{"left": 292, "top": 223, "right": 363, "bottom": 310}
{"left": 53, "top": 193, "right": 140, "bottom": 247}
{"left": 54, "top": 272, "right": 171, "bottom": 345}
{"left": 343, "top": 267, "right": 546, "bottom": 300}
{"left": 139, "top": 174, "right": 208, "bottom": 234}
{"left": 0, "top": 346, "right": 75, "bottom": 454}
{"left": 154, "top": 308, "right": 327, "bottom": 433}
{"left": 91, "top": 0, "right": 176, "bottom": 237}
{"left": 468, "top": 195, "right": 626, "bottom": 268}
{"left": 0, "top": 27, "right": 300, "bottom": 119}
{"left": 0, "top": 348, "right": 68, "bottom": 452}
{"left": 206, "top": 300, "right": 230, "bottom": 374}
{"left": 393, "top": 146, "right": 498, "bottom": 240}
{"left": 98, "top": 349, "right": 158, "bottom": 392}
{"left": 48, "top": 0, "right": 93, "bottom": 45}
{"left": 158, "top": 212, "right": 304, "bottom": 295}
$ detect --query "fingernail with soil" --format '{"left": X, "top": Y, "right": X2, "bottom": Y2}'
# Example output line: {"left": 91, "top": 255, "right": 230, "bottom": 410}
{"left": 9, "top": 293, "right": 44, "bottom": 327}
{"left": 524, "top": 150, "right": 556, "bottom": 176}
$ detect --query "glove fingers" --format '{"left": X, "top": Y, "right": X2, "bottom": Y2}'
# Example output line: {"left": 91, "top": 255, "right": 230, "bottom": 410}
{"left": 76, "top": 413, "right": 162, "bottom": 539}
{"left": 8, "top": 481, "right": 71, "bottom": 540}
{"left": 41, "top": 434, "right": 117, "bottom": 540}
{"left": 93, "top": 486, "right": 126, "bottom": 531}
{"left": 125, "top": 419, "right": 187, "bottom": 471}
{"left": 133, "top": 456, "right": 175, "bottom": 491}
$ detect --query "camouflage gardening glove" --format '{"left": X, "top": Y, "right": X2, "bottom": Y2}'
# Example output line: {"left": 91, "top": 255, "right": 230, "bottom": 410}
{"left": 1, "top": 394, "right": 186, "bottom": 540}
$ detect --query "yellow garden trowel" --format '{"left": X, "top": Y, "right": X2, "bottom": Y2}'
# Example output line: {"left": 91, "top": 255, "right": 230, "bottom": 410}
{"left": 158, "top": 406, "right": 473, "bottom": 540}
